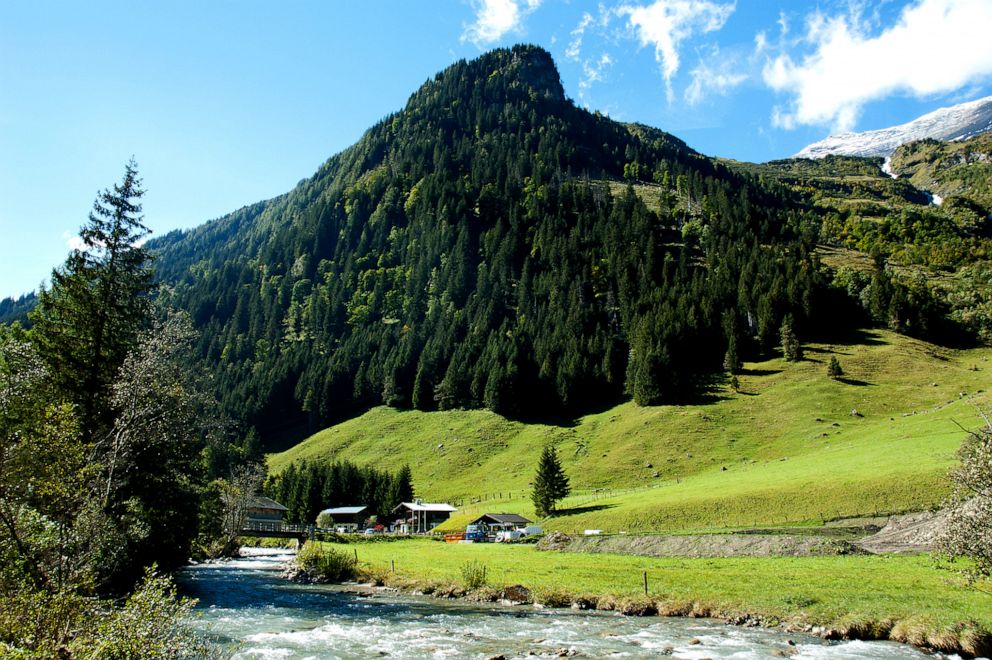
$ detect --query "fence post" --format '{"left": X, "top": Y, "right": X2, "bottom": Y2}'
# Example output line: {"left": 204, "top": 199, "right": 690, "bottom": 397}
{"left": 392, "top": 560, "right": 395, "bottom": 573}
{"left": 354, "top": 548, "right": 358, "bottom": 563}
{"left": 643, "top": 571, "right": 648, "bottom": 596}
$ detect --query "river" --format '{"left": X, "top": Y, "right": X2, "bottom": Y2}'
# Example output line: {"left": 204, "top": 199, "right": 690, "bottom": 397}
{"left": 177, "top": 548, "right": 932, "bottom": 659}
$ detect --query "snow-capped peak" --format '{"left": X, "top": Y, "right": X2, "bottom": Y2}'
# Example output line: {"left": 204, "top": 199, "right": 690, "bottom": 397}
{"left": 794, "top": 96, "right": 992, "bottom": 160}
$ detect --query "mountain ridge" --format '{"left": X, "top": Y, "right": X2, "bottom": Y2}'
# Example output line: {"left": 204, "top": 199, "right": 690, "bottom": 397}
{"left": 146, "top": 45, "right": 824, "bottom": 444}
{"left": 795, "top": 95, "right": 992, "bottom": 159}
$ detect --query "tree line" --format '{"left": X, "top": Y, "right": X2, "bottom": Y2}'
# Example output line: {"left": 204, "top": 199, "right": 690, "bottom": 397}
{"left": 265, "top": 460, "right": 414, "bottom": 525}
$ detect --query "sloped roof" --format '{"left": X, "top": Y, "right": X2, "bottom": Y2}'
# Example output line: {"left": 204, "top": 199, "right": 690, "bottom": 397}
{"left": 393, "top": 501, "right": 457, "bottom": 513}
{"left": 471, "top": 513, "right": 533, "bottom": 525}
{"left": 319, "top": 506, "right": 367, "bottom": 515}
{"left": 249, "top": 496, "right": 289, "bottom": 511}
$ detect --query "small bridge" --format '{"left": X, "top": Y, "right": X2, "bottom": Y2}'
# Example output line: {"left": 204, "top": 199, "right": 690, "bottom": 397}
{"left": 240, "top": 521, "right": 317, "bottom": 544}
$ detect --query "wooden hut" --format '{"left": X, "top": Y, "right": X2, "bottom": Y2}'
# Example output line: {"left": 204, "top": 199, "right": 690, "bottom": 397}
{"left": 246, "top": 496, "right": 289, "bottom": 530}
{"left": 469, "top": 513, "right": 533, "bottom": 532}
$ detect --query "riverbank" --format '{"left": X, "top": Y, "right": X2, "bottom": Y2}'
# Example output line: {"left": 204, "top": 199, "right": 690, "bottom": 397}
{"left": 302, "top": 538, "right": 992, "bottom": 657}
{"left": 184, "top": 548, "right": 931, "bottom": 658}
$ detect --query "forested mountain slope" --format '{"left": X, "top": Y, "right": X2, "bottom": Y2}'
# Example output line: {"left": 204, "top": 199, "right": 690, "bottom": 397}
{"left": 150, "top": 45, "right": 826, "bottom": 444}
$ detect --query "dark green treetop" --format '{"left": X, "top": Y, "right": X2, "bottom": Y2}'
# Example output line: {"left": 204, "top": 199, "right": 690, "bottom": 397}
{"left": 532, "top": 443, "right": 570, "bottom": 517}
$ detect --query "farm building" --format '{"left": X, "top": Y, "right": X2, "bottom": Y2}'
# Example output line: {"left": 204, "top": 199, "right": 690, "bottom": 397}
{"left": 393, "top": 499, "right": 457, "bottom": 533}
{"left": 317, "top": 505, "right": 367, "bottom": 531}
{"left": 469, "top": 513, "right": 533, "bottom": 532}
{"left": 247, "top": 496, "right": 289, "bottom": 529}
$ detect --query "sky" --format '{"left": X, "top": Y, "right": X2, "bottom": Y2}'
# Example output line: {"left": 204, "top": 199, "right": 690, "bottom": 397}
{"left": 3, "top": 0, "right": 992, "bottom": 299}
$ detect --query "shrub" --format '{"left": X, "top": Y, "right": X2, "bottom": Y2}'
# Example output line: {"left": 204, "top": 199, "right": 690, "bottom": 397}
{"left": 296, "top": 544, "right": 358, "bottom": 582}
{"left": 937, "top": 419, "right": 992, "bottom": 581}
{"left": 827, "top": 356, "right": 844, "bottom": 379}
{"left": 0, "top": 568, "right": 213, "bottom": 659}
{"left": 88, "top": 567, "right": 213, "bottom": 659}
{"left": 459, "top": 560, "right": 488, "bottom": 589}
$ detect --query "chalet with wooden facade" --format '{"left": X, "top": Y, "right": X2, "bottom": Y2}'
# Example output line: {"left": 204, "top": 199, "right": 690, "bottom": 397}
{"left": 247, "top": 496, "right": 289, "bottom": 530}
{"left": 392, "top": 499, "right": 457, "bottom": 533}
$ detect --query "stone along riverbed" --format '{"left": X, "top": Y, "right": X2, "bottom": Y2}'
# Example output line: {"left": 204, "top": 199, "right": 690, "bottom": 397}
{"left": 176, "top": 548, "right": 931, "bottom": 659}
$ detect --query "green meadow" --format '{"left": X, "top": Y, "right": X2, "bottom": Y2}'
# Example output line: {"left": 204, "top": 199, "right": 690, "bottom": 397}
{"left": 270, "top": 329, "right": 990, "bottom": 533}
{"left": 315, "top": 538, "right": 991, "bottom": 655}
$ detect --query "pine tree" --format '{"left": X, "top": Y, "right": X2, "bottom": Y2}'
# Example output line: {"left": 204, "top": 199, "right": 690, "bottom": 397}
{"left": 827, "top": 356, "right": 844, "bottom": 379}
{"left": 781, "top": 314, "right": 802, "bottom": 362}
{"left": 389, "top": 464, "right": 414, "bottom": 510}
{"left": 531, "top": 444, "right": 570, "bottom": 517}
{"left": 29, "top": 159, "right": 153, "bottom": 437}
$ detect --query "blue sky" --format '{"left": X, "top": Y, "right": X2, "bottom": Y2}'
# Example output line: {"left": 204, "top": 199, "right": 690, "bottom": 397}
{"left": 3, "top": 0, "right": 992, "bottom": 299}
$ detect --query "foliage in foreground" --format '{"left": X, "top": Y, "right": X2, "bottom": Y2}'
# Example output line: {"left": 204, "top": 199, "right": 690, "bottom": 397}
{"left": 938, "top": 416, "right": 992, "bottom": 581}
{"left": 0, "top": 568, "right": 211, "bottom": 658}
{"left": 1, "top": 162, "right": 241, "bottom": 656}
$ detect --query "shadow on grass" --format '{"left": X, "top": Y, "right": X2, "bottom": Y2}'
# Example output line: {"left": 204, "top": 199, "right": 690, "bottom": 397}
{"left": 739, "top": 368, "right": 783, "bottom": 377}
{"left": 837, "top": 377, "right": 873, "bottom": 386}
{"left": 818, "top": 327, "right": 886, "bottom": 347}
{"left": 551, "top": 504, "right": 617, "bottom": 517}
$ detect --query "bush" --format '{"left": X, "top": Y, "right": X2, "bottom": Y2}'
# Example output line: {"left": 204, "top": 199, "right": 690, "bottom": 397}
{"left": 938, "top": 419, "right": 992, "bottom": 581}
{"left": 0, "top": 568, "right": 212, "bottom": 659}
{"left": 87, "top": 568, "right": 212, "bottom": 659}
{"left": 827, "top": 356, "right": 844, "bottom": 379}
{"left": 460, "top": 560, "right": 488, "bottom": 590}
{"left": 296, "top": 544, "right": 358, "bottom": 582}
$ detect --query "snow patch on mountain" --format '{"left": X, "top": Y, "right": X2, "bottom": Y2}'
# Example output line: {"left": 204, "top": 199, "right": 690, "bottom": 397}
{"left": 795, "top": 96, "right": 992, "bottom": 160}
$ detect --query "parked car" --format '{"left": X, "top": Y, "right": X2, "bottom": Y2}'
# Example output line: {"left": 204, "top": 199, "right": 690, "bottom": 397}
{"left": 464, "top": 524, "right": 487, "bottom": 542}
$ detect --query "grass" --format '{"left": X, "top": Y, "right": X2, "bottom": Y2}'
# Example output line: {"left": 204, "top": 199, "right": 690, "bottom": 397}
{"left": 321, "top": 538, "right": 992, "bottom": 654}
{"left": 269, "top": 329, "right": 991, "bottom": 533}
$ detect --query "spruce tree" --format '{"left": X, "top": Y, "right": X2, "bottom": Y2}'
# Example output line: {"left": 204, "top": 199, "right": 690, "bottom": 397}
{"left": 781, "top": 315, "right": 802, "bottom": 362}
{"left": 531, "top": 444, "right": 570, "bottom": 517}
{"left": 30, "top": 159, "right": 153, "bottom": 437}
{"left": 827, "top": 356, "right": 844, "bottom": 379}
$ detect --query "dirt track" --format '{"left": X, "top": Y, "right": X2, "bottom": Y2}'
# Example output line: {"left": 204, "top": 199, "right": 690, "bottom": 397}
{"left": 536, "top": 511, "right": 946, "bottom": 558}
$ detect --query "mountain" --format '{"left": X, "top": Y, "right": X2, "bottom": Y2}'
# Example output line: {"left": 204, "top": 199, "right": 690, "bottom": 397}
{"left": 795, "top": 96, "right": 992, "bottom": 159}
{"left": 148, "top": 45, "right": 829, "bottom": 446}
{"left": 890, "top": 132, "right": 992, "bottom": 212}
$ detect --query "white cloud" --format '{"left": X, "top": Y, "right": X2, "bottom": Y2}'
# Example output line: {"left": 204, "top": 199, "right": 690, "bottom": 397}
{"left": 63, "top": 231, "right": 86, "bottom": 252}
{"left": 566, "top": 12, "right": 594, "bottom": 60}
{"left": 685, "top": 50, "right": 747, "bottom": 105}
{"left": 580, "top": 53, "right": 615, "bottom": 91}
{"left": 753, "top": 30, "right": 767, "bottom": 56}
{"left": 618, "top": 0, "right": 736, "bottom": 100}
{"left": 763, "top": 0, "right": 992, "bottom": 131}
{"left": 461, "top": 0, "right": 542, "bottom": 47}
{"left": 565, "top": 5, "right": 613, "bottom": 61}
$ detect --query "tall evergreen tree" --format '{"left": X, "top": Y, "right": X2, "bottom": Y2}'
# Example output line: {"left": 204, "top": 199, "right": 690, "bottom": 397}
{"left": 780, "top": 314, "right": 802, "bottom": 362}
{"left": 29, "top": 159, "right": 153, "bottom": 437}
{"left": 531, "top": 444, "right": 570, "bottom": 517}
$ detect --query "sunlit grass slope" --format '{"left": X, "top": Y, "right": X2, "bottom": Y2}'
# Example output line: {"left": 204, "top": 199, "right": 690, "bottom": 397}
{"left": 269, "top": 330, "right": 991, "bottom": 533}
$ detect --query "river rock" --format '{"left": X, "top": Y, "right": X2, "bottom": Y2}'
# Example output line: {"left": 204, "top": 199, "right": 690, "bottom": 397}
{"left": 501, "top": 584, "right": 532, "bottom": 604}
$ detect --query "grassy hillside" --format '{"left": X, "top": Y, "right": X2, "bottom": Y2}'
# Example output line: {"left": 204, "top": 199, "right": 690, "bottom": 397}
{"left": 269, "top": 330, "right": 990, "bottom": 533}
{"left": 891, "top": 134, "right": 992, "bottom": 211}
